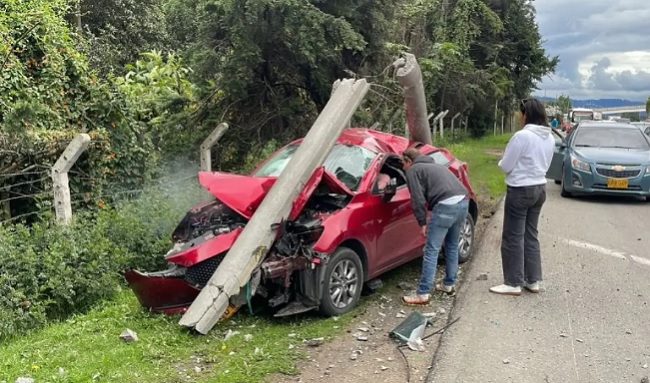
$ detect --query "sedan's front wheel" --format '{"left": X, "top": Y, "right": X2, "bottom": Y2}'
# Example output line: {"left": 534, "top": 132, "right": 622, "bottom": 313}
{"left": 458, "top": 213, "right": 475, "bottom": 264}
{"left": 318, "top": 247, "right": 364, "bottom": 317}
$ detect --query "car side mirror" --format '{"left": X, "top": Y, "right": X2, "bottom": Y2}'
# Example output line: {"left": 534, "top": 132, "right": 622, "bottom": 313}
{"left": 382, "top": 180, "right": 397, "bottom": 202}
{"left": 559, "top": 142, "right": 567, "bottom": 149}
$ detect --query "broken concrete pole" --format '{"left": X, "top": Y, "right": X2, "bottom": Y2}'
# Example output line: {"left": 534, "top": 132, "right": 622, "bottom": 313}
{"left": 200, "top": 122, "right": 229, "bottom": 172}
{"left": 179, "top": 78, "right": 371, "bottom": 334}
{"left": 392, "top": 53, "right": 431, "bottom": 144}
{"left": 52, "top": 133, "right": 91, "bottom": 225}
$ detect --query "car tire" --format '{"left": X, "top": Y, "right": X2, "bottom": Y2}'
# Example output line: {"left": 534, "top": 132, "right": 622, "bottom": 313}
{"left": 560, "top": 167, "right": 572, "bottom": 198}
{"left": 318, "top": 247, "right": 364, "bottom": 317}
{"left": 458, "top": 212, "right": 475, "bottom": 264}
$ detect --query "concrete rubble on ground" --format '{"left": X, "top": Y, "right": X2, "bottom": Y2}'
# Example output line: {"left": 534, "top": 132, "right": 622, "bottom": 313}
{"left": 118, "top": 328, "right": 138, "bottom": 342}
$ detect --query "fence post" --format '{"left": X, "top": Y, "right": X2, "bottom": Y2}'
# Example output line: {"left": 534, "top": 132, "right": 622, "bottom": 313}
{"left": 431, "top": 110, "right": 448, "bottom": 142}
{"left": 52, "top": 133, "right": 91, "bottom": 225}
{"left": 450, "top": 112, "right": 461, "bottom": 140}
{"left": 439, "top": 110, "right": 449, "bottom": 140}
{"left": 200, "top": 123, "right": 230, "bottom": 172}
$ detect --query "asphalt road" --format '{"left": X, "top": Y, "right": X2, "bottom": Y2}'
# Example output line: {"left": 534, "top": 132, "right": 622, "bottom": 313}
{"left": 428, "top": 180, "right": 650, "bottom": 383}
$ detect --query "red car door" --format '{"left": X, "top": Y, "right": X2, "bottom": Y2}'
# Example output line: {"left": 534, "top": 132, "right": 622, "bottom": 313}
{"left": 368, "top": 158, "right": 423, "bottom": 275}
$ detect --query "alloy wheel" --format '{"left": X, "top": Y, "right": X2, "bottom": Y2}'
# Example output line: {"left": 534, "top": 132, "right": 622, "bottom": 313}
{"left": 328, "top": 259, "right": 359, "bottom": 309}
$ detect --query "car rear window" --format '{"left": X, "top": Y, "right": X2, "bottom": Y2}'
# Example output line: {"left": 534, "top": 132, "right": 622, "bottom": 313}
{"left": 427, "top": 150, "right": 451, "bottom": 165}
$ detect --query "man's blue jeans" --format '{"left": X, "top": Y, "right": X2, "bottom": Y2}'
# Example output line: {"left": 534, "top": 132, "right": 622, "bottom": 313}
{"left": 416, "top": 199, "right": 469, "bottom": 295}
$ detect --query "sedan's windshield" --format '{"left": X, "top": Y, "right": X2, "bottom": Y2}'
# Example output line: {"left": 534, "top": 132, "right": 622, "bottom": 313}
{"left": 253, "top": 143, "right": 378, "bottom": 191}
{"left": 573, "top": 128, "right": 650, "bottom": 150}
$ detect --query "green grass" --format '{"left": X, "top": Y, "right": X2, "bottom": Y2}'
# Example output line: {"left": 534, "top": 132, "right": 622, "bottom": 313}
{"left": 445, "top": 133, "right": 513, "bottom": 207}
{"left": 0, "top": 288, "right": 358, "bottom": 382}
{"left": 0, "top": 262, "right": 418, "bottom": 383}
{"left": 0, "top": 133, "right": 512, "bottom": 382}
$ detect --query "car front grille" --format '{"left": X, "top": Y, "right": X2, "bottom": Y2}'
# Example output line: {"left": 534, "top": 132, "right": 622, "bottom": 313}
{"left": 185, "top": 255, "right": 225, "bottom": 288}
{"left": 595, "top": 168, "right": 641, "bottom": 178}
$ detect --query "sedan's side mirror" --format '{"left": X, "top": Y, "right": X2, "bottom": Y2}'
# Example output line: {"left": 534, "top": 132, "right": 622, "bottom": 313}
{"left": 559, "top": 142, "right": 567, "bottom": 149}
{"left": 382, "top": 179, "right": 397, "bottom": 202}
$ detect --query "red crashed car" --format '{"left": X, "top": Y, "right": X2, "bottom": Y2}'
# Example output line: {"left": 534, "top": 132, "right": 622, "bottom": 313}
{"left": 124, "top": 128, "right": 479, "bottom": 318}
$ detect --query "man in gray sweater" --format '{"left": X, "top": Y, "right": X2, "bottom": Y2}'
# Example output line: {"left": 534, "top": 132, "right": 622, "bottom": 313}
{"left": 401, "top": 148, "right": 469, "bottom": 305}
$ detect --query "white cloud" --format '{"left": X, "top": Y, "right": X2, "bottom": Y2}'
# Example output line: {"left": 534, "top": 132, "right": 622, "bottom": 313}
{"left": 532, "top": 0, "right": 650, "bottom": 100}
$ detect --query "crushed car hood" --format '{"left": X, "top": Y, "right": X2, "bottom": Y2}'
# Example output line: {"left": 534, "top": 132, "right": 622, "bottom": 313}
{"left": 198, "top": 168, "right": 353, "bottom": 220}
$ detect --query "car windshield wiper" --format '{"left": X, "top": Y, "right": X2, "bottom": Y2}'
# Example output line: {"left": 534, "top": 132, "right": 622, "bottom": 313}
{"left": 574, "top": 144, "right": 595, "bottom": 147}
{"left": 601, "top": 146, "right": 632, "bottom": 149}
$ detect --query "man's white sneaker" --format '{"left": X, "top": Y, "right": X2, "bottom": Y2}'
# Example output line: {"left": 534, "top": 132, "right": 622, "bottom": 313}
{"left": 524, "top": 282, "right": 540, "bottom": 293}
{"left": 435, "top": 283, "right": 456, "bottom": 295}
{"left": 489, "top": 284, "right": 522, "bottom": 296}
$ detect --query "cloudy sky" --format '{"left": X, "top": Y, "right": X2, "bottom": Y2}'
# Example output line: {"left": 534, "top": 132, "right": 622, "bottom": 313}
{"left": 532, "top": 0, "right": 650, "bottom": 101}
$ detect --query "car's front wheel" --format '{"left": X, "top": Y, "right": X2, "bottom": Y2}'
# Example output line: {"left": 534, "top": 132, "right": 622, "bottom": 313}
{"left": 458, "top": 213, "right": 475, "bottom": 264}
{"left": 560, "top": 166, "right": 572, "bottom": 198}
{"left": 319, "top": 247, "right": 364, "bottom": 317}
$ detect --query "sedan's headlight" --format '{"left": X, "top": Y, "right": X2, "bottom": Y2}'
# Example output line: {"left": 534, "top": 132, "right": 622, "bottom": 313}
{"left": 645, "top": 165, "right": 650, "bottom": 176}
{"left": 570, "top": 155, "right": 591, "bottom": 172}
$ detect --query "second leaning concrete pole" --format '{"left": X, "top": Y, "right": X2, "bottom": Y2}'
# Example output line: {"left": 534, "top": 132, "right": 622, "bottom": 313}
{"left": 393, "top": 53, "right": 431, "bottom": 144}
{"left": 179, "top": 78, "right": 371, "bottom": 334}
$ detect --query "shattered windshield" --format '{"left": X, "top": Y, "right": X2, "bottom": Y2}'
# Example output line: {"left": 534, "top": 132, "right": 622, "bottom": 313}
{"left": 253, "top": 143, "right": 378, "bottom": 191}
{"left": 573, "top": 128, "right": 650, "bottom": 150}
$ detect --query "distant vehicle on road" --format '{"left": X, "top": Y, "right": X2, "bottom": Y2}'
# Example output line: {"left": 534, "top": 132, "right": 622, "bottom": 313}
{"left": 546, "top": 122, "right": 650, "bottom": 200}
{"left": 568, "top": 107, "right": 595, "bottom": 125}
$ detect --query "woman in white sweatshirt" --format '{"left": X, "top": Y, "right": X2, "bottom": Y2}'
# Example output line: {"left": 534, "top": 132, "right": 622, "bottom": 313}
{"left": 490, "top": 98, "right": 556, "bottom": 296}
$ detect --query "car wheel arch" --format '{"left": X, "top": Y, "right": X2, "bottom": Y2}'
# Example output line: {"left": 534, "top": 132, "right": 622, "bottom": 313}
{"left": 468, "top": 199, "right": 478, "bottom": 224}
{"left": 337, "top": 239, "right": 368, "bottom": 281}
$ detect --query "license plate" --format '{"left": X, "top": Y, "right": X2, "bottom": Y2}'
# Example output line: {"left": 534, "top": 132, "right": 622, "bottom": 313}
{"left": 606, "top": 178, "right": 628, "bottom": 189}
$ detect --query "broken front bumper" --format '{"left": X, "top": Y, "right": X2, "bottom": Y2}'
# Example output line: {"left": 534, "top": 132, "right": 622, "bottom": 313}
{"left": 123, "top": 269, "right": 200, "bottom": 315}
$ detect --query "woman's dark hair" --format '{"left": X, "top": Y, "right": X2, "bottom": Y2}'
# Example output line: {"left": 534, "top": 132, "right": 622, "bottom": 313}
{"left": 519, "top": 97, "right": 549, "bottom": 126}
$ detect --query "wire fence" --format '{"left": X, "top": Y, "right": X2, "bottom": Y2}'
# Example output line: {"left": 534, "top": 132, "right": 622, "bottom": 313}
{"left": 0, "top": 162, "right": 202, "bottom": 225}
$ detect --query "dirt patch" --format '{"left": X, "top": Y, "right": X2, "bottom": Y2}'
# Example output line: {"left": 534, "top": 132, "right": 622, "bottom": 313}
{"left": 266, "top": 197, "right": 502, "bottom": 383}
{"left": 267, "top": 269, "right": 457, "bottom": 383}
{"left": 483, "top": 148, "right": 503, "bottom": 157}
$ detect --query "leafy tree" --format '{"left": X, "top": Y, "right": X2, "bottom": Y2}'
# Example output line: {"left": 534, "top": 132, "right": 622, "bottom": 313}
{"left": 1, "top": 0, "right": 159, "bottom": 218}
{"left": 73, "top": 0, "right": 171, "bottom": 75}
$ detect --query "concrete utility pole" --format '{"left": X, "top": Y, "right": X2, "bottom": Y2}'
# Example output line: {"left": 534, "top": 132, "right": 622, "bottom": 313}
{"left": 178, "top": 78, "right": 371, "bottom": 334}
{"left": 392, "top": 53, "right": 432, "bottom": 144}
{"left": 52, "top": 133, "right": 91, "bottom": 225}
{"left": 200, "top": 122, "right": 229, "bottom": 172}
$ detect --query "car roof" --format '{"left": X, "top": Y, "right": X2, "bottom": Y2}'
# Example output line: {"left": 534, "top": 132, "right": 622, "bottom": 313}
{"left": 577, "top": 121, "right": 639, "bottom": 130}
{"left": 289, "top": 127, "right": 440, "bottom": 155}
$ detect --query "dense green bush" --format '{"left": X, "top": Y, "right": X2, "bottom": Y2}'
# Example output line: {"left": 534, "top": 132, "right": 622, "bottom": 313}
{"left": 0, "top": 180, "right": 210, "bottom": 340}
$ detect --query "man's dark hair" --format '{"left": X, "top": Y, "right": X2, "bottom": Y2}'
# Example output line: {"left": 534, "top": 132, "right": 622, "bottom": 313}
{"left": 402, "top": 148, "right": 421, "bottom": 162}
{"left": 519, "top": 97, "right": 549, "bottom": 126}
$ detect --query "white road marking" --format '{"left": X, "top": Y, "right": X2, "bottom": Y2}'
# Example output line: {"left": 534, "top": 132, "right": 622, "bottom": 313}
{"left": 555, "top": 237, "right": 650, "bottom": 267}
{"left": 630, "top": 255, "right": 650, "bottom": 267}
{"left": 563, "top": 239, "right": 627, "bottom": 260}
